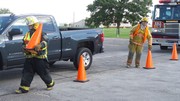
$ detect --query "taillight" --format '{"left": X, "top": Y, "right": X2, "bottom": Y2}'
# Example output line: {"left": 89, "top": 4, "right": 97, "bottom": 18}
{"left": 100, "top": 33, "right": 104, "bottom": 42}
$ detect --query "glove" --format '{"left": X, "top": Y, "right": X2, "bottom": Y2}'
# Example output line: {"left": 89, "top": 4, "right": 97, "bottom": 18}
{"left": 129, "top": 39, "right": 133, "bottom": 44}
{"left": 24, "top": 40, "right": 29, "bottom": 44}
{"left": 22, "top": 45, "right": 32, "bottom": 54}
{"left": 22, "top": 45, "right": 28, "bottom": 52}
{"left": 22, "top": 45, "right": 26, "bottom": 50}
{"left": 28, "top": 50, "right": 37, "bottom": 54}
{"left": 34, "top": 44, "right": 42, "bottom": 51}
{"left": 148, "top": 45, "right": 152, "bottom": 50}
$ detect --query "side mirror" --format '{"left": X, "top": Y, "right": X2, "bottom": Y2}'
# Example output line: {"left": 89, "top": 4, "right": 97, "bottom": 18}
{"left": 8, "top": 28, "right": 23, "bottom": 40}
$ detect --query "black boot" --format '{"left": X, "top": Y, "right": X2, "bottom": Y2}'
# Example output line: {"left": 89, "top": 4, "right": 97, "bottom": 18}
{"left": 47, "top": 81, "right": 55, "bottom": 90}
{"left": 15, "top": 87, "right": 29, "bottom": 94}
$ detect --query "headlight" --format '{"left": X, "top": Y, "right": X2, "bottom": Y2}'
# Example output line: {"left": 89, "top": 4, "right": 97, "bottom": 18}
{"left": 151, "top": 28, "right": 164, "bottom": 33}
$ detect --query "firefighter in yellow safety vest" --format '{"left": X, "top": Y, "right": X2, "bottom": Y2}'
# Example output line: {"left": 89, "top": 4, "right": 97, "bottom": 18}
{"left": 126, "top": 17, "right": 152, "bottom": 68}
{"left": 15, "top": 16, "right": 55, "bottom": 94}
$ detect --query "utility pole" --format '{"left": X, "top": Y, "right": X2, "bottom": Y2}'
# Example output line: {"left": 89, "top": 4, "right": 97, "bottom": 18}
{"left": 73, "top": 12, "right": 75, "bottom": 27}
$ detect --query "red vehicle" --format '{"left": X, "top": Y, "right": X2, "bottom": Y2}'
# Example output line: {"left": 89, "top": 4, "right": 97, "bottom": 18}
{"left": 151, "top": 0, "right": 180, "bottom": 50}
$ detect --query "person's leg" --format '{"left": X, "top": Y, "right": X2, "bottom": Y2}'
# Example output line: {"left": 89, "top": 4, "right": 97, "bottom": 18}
{"left": 127, "top": 44, "right": 136, "bottom": 67}
{"left": 16, "top": 58, "right": 35, "bottom": 94}
{"left": 35, "top": 58, "right": 54, "bottom": 90}
{"left": 135, "top": 46, "right": 143, "bottom": 68}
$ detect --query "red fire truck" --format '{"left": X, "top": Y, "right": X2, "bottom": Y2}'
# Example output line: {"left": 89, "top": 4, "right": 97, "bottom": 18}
{"left": 152, "top": 0, "right": 180, "bottom": 50}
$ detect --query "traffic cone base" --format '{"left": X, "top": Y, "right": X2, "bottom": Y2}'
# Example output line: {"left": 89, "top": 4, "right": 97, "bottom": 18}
{"left": 170, "top": 59, "right": 178, "bottom": 60}
{"left": 73, "top": 79, "right": 89, "bottom": 83}
{"left": 74, "top": 55, "right": 89, "bottom": 83}
{"left": 143, "top": 67, "right": 155, "bottom": 69}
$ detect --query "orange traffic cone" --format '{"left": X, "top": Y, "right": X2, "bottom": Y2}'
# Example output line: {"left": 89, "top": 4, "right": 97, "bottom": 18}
{"left": 170, "top": 43, "right": 178, "bottom": 60}
{"left": 143, "top": 50, "right": 155, "bottom": 69}
{"left": 26, "top": 23, "right": 43, "bottom": 49}
{"left": 74, "top": 55, "right": 89, "bottom": 83}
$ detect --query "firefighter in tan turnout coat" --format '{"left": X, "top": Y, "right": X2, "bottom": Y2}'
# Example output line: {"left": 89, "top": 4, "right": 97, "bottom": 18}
{"left": 126, "top": 17, "right": 152, "bottom": 68}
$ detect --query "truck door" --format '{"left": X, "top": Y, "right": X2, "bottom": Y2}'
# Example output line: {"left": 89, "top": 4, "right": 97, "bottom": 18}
{"left": 37, "top": 16, "right": 61, "bottom": 62}
{"left": 4, "top": 17, "right": 28, "bottom": 68}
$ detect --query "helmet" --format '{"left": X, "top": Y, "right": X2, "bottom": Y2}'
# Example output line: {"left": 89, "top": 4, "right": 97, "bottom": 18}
{"left": 26, "top": 16, "right": 38, "bottom": 25}
{"left": 141, "top": 17, "right": 148, "bottom": 22}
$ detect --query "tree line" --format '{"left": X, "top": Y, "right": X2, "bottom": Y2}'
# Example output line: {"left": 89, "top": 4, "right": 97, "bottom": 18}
{"left": 0, "top": 8, "right": 11, "bottom": 14}
{"left": 85, "top": 0, "right": 152, "bottom": 36}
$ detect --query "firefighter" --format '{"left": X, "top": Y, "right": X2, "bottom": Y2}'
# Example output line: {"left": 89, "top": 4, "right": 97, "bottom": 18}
{"left": 126, "top": 17, "right": 152, "bottom": 68}
{"left": 15, "top": 16, "right": 55, "bottom": 94}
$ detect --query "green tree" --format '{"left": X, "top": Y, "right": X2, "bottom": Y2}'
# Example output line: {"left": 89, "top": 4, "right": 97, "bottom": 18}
{"left": 0, "top": 8, "right": 12, "bottom": 14}
{"left": 86, "top": 0, "right": 115, "bottom": 28}
{"left": 64, "top": 23, "right": 68, "bottom": 27}
{"left": 86, "top": 0, "right": 152, "bottom": 37}
{"left": 126, "top": 0, "right": 152, "bottom": 26}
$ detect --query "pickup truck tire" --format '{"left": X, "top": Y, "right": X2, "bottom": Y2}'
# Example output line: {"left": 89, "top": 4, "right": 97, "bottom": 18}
{"left": 48, "top": 61, "right": 56, "bottom": 66}
{"left": 73, "top": 48, "right": 92, "bottom": 70}
{"left": 160, "top": 46, "right": 168, "bottom": 50}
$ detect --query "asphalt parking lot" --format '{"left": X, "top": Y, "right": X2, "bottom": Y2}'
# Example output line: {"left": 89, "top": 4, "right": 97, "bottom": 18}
{"left": 0, "top": 38, "right": 180, "bottom": 101}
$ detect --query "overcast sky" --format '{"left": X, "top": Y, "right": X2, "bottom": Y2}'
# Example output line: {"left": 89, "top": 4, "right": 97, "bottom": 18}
{"left": 0, "top": 0, "right": 158, "bottom": 24}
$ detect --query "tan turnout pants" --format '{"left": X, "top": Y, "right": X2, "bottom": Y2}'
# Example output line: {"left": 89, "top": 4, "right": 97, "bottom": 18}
{"left": 127, "top": 43, "right": 143, "bottom": 67}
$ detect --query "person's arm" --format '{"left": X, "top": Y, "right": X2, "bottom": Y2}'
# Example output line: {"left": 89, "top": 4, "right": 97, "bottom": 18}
{"left": 129, "top": 25, "right": 138, "bottom": 44}
{"left": 147, "top": 30, "right": 152, "bottom": 50}
{"left": 34, "top": 32, "right": 48, "bottom": 51}
{"left": 40, "top": 32, "right": 48, "bottom": 49}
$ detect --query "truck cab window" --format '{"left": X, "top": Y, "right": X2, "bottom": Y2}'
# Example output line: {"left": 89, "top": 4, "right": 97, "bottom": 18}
{"left": 7, "top": 18, "right": 28, "bottom": 40}
{"left": 155, "top": 8, "right": 160, "bottom": 19}
{"left": 165, "top": 7, "right": 172, "bottom": 19}
{"left": 0, "top": 16, "right": 12, "bottom": 34}
{"left": 37, "top": 16, "right": 56, "bottom": 33}
{"left": 154, "top": 5, "right": 180, "bottom": 20}
{"left": 173, "top": 6, "right": 180, "bottom": 19}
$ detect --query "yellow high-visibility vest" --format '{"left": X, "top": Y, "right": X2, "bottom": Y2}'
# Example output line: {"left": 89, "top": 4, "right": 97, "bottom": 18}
{"left": 132, "top": 24, "right": 149, "bottom": 43}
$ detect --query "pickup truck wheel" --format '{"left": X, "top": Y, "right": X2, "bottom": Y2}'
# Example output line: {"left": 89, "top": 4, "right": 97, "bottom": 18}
{"left": 74, "top": 48, "right": 92, "bottom": 70}
{"left": 160, "top": 46, "right": 168, "bottom": 50}
{"left": 48, "top": 61, "right": 56, "bottom": 66}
